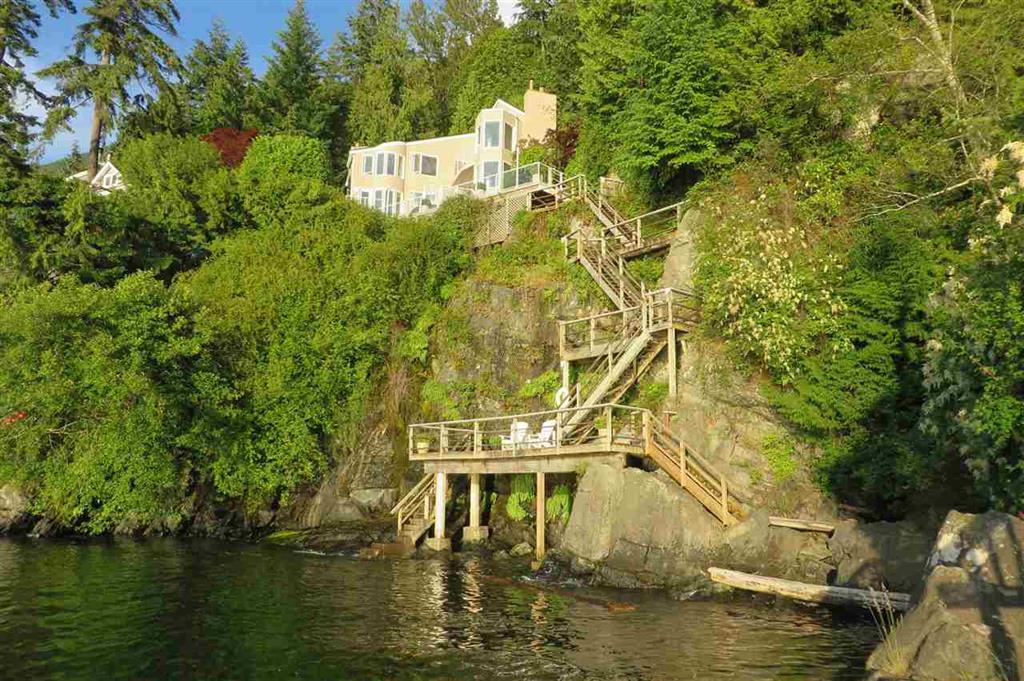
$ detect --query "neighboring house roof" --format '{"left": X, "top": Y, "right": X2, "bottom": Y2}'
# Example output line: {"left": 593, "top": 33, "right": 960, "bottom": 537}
{"left": 66, "top": 159, "right": 126, "bottom": 194}
{"left": 491, "top": 98, "right": 526, "bottom": 117}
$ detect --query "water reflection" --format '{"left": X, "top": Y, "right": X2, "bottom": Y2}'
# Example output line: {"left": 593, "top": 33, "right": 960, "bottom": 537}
{"left": 0, "top": 538, "right": 879, "bottom": 680}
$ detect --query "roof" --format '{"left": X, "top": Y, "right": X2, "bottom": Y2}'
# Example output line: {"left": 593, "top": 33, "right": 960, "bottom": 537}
{"left": 490, "top": 99, "right": 526, "bottom": 117}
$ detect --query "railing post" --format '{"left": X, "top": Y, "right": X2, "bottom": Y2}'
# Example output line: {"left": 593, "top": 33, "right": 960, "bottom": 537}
{"left": 721, "top": 474, "right": 729, "bottom": 522}
{"left": 590, "top": 316, "right": 596, "bottom": 352}
{"left": 605, "top": 405, "right": 613, "bottom": 448}
{"left": 408, "top": 427, "right": 414, "bottom": 458}
{"left": 558, "top": 321, "right": 566, "bottom": 358}
{"left": 618, "top": 259, "right": 624, "bottom": 305}
{"left": 635, "top": 218, "right": 642, "bottom": 247}
{"left": 440, "top": 426, "right": 448, "bottom": 456}
{"left": 642, "top": 411, "right": 651, "bottom": 453}
{"left": 473, "top": 421, "right": 481, "bottom": 456}
{"left": 680, "top": 443, "right": 687, "bottom": 482}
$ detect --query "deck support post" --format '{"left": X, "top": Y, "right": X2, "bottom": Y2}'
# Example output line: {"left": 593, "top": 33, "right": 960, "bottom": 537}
{"left": 464, "top": 472, "right": 489, "bottom": 542}
{"left": 425, "top": 472, "right": 451, "bottom": 551}
{"left": 535, "top": 472, "right": 546, "bottom": 562}
{"left": 668, "top": 326, "right": 678, "bottom": 399}
{"left": 560, "top": 360, "right": 570, "bottom": 396}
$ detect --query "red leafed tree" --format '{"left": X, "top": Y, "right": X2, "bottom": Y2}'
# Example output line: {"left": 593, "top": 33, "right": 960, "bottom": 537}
{"left": 200, "top": 128, "right": 259, "bottom": 167}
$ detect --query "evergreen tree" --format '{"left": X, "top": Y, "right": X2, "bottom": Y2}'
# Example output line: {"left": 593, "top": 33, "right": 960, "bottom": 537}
{"left": 40, "top": 0, "right": 180, "bottom": 180}
{"left": 186, "top": 19, "right": 254, "bottom": 133}
{"left": 343, "top": 2, "right": 411, "bottom": 145}
{"left": 0, "top": 0, "right": 76, "bottom": 175}
{"left": 258, "top": 0, "right": 328, "bottom": 136}
{"left": 329, "top": 0, "right": 400, "bottom": 82}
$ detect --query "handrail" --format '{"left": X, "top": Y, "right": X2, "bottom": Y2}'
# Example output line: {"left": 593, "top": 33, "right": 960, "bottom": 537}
{"left": 411, "top": 401, "right": 648, "bottom": 430}
{"left": 390, "top": 473, "right": 434, "bottom": 515}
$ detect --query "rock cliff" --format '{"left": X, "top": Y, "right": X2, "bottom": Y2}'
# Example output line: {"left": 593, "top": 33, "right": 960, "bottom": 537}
{"left": 867, "top": 511, "right": 1024, "bottom": 681}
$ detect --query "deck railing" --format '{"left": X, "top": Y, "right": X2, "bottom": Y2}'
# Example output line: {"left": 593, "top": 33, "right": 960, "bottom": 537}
{"left": 557, "top": 287, "right": 700, "bottom": 358}
{"left": 444, "top": 162, "right": 563, "bottom": 200}
{"left": 408, "top": 402, "right": 648, "bottom": 460}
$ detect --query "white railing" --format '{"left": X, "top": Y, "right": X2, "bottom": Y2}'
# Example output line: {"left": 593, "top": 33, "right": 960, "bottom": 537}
{"left": 394, "top": 162, "right": 563, "bottom": 218}
{"left": 408, "top": 402, "right": 648, "bottom": 460}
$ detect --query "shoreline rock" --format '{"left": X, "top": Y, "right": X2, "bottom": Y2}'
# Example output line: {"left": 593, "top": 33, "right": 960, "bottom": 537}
{"left": 867, "top": 510, "right": 1024, "bottom": 681}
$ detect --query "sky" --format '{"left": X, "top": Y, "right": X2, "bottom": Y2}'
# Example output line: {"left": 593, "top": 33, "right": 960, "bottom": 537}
{"left": 29, "top": 0, "right": 520, "bottom": 162}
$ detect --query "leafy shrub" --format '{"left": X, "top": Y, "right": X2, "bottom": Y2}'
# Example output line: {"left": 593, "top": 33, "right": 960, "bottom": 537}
{"left": 546, "top": 483, "right": 573, "bottom": 523}
{"left": 761, "top": 434, "right": 798, "bottom": 482}
{"left": 0, "top": 274, "right": 232, "bottom": 532}
{"left": 505, "top": 474, "right": 535, "bottom": 521}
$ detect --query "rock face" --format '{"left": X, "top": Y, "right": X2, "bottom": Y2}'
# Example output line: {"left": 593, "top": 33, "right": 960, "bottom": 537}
{"left": 658, "top": 208, "right": 704, "bottom": 292}
{"left": 562, "top": 463, "right": 722, "bottom": 587}
{"left": 0, "top": 485, "right": 31, "bottom": 533}
{"left": 867, "top": 511, "right": 1024, "bottom": 681}
{"left": 828, "top": 519, "right": 932, "bottom": 593}
{"left": 560, "top": 462, "right": 834, "bottom": 588}
{"left": 279, "top": 423, "right": 398, "bottom": 529}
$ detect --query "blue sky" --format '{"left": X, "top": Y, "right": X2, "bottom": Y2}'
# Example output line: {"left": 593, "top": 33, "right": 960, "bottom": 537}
{"left": 29, "top": 0, "right": 519, "bottom": 162}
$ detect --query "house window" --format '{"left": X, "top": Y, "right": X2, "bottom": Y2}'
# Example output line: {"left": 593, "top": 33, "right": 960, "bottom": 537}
{"left": 484, "top": 121, "right": 500, "bottom": 147}
{"left": 362, "top": 155, "right": 373, "bottom": 174}
{"left": 359, "top": 190, "right": 370, "bottom": 207}
{"left": 386, "top": 153, "right": 396, "bottom": 176}
{"left": 420, "top": 155, "right": 437, "bottom": 176}
{"left": 375, "top": 153, "right": 385, "bottom": 175}
{"left": 504, "top": 123, "right": 513, "bottom": 151}
{"left": 374, "top": 189, "right": 384, "bottom": 210}
{"left": 397, "top": 156, "right": 403, "bottom": 178}
{"left": 483, "top": 160, "right": 500, "bottom": 189}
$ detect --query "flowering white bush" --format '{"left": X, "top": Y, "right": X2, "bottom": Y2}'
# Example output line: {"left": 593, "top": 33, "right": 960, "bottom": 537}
{"left": 696, "top": 178, "right": 846, "bottom": 380}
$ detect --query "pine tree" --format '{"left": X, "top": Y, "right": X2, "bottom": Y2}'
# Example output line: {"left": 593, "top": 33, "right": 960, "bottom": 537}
{"left": 329, "top": 0, "right": 400, "bottom": 82}
{"left": 258, "top": 0, "right": 324, "bottom": 134}
{"left": 186, "top": 19, "right": 254, "bottom": 132}
{"left": 0, "top": 0, "right": 76, "bottom": 174}
{"left": 40, "top": 0, "right": 180, "bottom": 180}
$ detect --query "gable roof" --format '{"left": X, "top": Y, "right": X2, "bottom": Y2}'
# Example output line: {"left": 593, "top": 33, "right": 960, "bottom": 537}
{"left": 491, "top": 98, "right": 526, "bottom": 117}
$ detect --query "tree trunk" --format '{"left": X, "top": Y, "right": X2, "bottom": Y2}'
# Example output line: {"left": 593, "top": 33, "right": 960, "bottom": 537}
{"left": 86, "top": 51, "right": 111, "bottom": 182}
{"left": 901, "top": 0, "right": 968, "bottom": 117}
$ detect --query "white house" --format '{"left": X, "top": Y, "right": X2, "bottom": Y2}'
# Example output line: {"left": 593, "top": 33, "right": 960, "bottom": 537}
{"left": 66, "top": 157, "right": 126, "bottom": 195}
{"left": 346, "top": 81, "right": 558, "bottom": 217}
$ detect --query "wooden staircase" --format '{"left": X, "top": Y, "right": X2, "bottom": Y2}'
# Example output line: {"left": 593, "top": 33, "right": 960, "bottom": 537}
{"left": 557, "top": 183, "right": 746, "bottom": 526}
{"left": 378, "top": 473, "right": 438, "bottom": 554}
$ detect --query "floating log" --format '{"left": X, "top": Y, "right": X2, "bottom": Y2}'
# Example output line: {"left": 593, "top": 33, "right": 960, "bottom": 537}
{"left": 708, "top": 568, "right": 911, "bottom": 612}
{"left": 768, "top": 516, "right": 836, "bottom": 534}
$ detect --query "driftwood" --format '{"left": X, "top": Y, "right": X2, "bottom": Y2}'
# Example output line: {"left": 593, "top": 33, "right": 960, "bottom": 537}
{"left": 768, "top": 516, "right": 836, "bottom": 534}
{"left": 708, "top": 568, "right": 912, "bottom": 612}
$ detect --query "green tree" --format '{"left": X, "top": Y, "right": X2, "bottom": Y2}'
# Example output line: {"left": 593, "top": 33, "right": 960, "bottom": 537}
{"left": 0, "top": 0, "right": 75, "bottom": 174}
{"left": 258, "top": 0, "right": 323, "bottom": 134}
{"left": 40, "top": 0, "right": 181, "bottom": 181}
{"left": 114, "top": 133, "right": 241, "bottom": 274}
{"left": 185, "top": 19, "right": 254, "bottom": 133}
{"left": 0, "top": 273, "right": 235, "bottom": 532}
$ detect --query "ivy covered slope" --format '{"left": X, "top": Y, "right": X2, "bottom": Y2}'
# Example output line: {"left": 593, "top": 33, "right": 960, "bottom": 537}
{"left": 0, "top": 134, "right": 480, "bottom": 533}
{"left": 672, "top": 1, "right": 1024, "bottom": 517}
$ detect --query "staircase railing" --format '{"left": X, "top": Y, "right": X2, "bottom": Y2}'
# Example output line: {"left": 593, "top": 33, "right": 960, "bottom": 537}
{"left": 644, "top": 413, "right": 744, "bottom": 525}
{"left": 390, "top": 473, "right": 436, "bottom": 536}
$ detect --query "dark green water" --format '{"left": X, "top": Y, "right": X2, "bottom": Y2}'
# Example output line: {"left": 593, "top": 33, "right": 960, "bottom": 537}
{"left": 0, "top": 538, "right": 880, "bottom": 680}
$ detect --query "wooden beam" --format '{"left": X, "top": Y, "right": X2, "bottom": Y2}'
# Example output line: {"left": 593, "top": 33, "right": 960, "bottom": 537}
{"left": 768, "top": 516, "right": 836, "bottom": 534}
{"left": 469, "top": 473, "right": 481, "bottom": 528}
{"left": 433, "top": 472, "right": 446, "bottom": 539}
{"left": 707, "top": 568, "right": 911, "bottom": 611}
{"left": 536, "top": 472, "right": 546, "bottom": 561}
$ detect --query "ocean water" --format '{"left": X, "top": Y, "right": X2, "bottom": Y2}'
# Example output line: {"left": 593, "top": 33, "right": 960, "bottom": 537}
{"left": 0, "top": 537, "right": 880, "bottom": 680}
